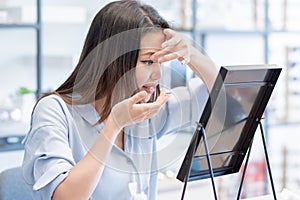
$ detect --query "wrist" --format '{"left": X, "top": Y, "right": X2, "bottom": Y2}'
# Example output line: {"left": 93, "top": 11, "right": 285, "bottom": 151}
{"left": 103, "top": 115, "right": 122, "bottom": 141}
{"left": 189, "top": 46, "right": 198, "bottom": 66}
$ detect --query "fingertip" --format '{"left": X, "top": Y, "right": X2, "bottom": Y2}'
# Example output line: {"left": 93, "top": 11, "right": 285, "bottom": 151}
{"left": 163, "top": 29, "right": 171, "bottom": 39}
{"left": 139, "top": 90, "right": 147, "bottom": 97}
{"left": 163, "top": 28, "right": 174, "bottom": 35}
{"left": 163, "top": 28, "right": 171, "bottom": 33}
{"left": 150, "top": 54, "right": 158, "bottom": 62}
{"left": 160, "top": 88, "right": 166, "bottom": 93}
{"left": 131, "top": 90, "right": 147, "bottom": 103}
{"left": 164, "top": 91, "right": 171, "bottom": 97}
{"left": 159, "top": 88, "right": 171, "bottom": 97}
{"left": 164, "top": 91, "right": 171, "bottom": 96}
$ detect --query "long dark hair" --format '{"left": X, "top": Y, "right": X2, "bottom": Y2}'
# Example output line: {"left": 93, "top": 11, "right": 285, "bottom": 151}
{"left": 47, "top": 0, "right": 170, "bottom": 123}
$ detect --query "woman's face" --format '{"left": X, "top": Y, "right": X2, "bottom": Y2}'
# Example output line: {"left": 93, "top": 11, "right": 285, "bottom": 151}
{"left": 136, "top": 31, "right": 165, "bottom": 102}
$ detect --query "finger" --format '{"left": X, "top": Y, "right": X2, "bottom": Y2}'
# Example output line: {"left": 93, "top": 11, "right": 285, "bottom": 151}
{"left": 134, "top": 101, "right": 163, "bottom": 119}
{"left": 135, "top": 96, "right": 169, "bottom": 121}
{"left": 134, "top": 102, "right": 160, "bottom": 113}
{"left": 159, "top": 88, "right": 171, "bottom": 97}
{"left": 158, "top": 49, "right": 187, "bottom": 63}
{"left": 130, "top": 105, "right": 159, "bottom": 123}
{"left": 155, "top": 89, "right": 171, "bottom": 106}
{"left": 163, "top": 28, "right": 176, "bottom": 39}
{"left": 151, "top": 34, "right": 181, "bottom": 61}
{"left": 151, "top": 44, "right": 181, "bottom": 62}
{"left": 143, "top": 95, "right": 170, "bottom": 119}
{"left": 143, "top": 104, "right": 162, "bottom": 119}
{"left": 129, "top": 91, "right": 147, "bottom": 105}
{"left": 142, "top": 111, "right": 158, "bottom": 121}
{"left": 152, "top": 40, "right": 189, "bottom": 62}
{"left": 150, "top": 47, "right": 172, "bottom": 61}
{"left": 161, "top": 37, "right": 181, "bottom": 49}
{"left": 158, "top": 52, "right": 180, "bottom": 63}
{"left": 180, "top": 55, "right": 190, "bottom": 65}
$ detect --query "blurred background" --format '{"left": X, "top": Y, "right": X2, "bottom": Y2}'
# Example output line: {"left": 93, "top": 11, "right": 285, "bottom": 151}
{"left": 0, "top": 0, "right": 300, "bottom": 199}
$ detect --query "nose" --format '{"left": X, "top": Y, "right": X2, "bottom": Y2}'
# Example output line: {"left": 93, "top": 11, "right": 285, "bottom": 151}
{"left": 151, "top": 62, "right": 162, "bottom": 80}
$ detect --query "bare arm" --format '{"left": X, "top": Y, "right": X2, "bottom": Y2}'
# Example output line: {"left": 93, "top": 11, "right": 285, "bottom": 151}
{"left": 188, "top": 46, "right": 218, "bottom": 91}
{"left": 52, "top": 90, "right": 170, "bottom": 199}
{"left": 52, "top": 118, "right": 118, "bottom": 200}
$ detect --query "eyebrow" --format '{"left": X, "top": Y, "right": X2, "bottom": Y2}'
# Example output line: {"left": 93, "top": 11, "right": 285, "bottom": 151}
{"left": 140, "top": 50, "right": 156, "bottom": 56}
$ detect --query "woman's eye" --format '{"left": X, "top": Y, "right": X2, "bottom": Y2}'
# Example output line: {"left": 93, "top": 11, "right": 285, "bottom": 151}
{"left": 142, "top": 60, "right": 154, "bottom": 65}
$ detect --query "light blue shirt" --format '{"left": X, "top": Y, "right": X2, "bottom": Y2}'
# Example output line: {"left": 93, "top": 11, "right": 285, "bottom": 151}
{"left": 22, "top": 78, "right": 208, "bottom": 200}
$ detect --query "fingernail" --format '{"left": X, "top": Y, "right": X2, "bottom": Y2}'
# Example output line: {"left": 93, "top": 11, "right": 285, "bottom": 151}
{"left": 161, "top": 43, "right": 167, "bottom": 48}
{"left": 164, "top": 91, "right": 171, "bottom": 96}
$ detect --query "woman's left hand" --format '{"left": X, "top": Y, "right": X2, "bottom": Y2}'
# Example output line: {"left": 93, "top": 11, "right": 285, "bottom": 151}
{"left": 150, "top": 29, "right": 191, "bottom": 65}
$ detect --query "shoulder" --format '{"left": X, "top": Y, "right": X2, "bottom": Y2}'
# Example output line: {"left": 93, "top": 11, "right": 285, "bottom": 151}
{"left": 36, "top": 94, "right": 66, "bottom": 106}
{"left": 32, "top": 94, "right": 71, "bottom": 126}
{"left": 34, "top": 94, "right": 68, "bottom": 113}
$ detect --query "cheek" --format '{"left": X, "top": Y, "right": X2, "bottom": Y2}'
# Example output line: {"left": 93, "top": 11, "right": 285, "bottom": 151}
{"left": 136, "top": 67, "right": 151, "bottom": 86}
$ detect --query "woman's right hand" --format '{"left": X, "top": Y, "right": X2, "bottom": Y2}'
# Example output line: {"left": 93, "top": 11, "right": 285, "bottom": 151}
{"left": 108, "top": 89, "right": 170, "bottom": 132}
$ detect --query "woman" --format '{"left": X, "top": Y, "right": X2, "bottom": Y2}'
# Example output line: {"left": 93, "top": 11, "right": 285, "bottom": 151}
{"left": 22, "top": 0, "right": 217, "bottom": 199}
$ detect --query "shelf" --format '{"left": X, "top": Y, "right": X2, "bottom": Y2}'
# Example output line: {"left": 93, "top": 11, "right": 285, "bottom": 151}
{"left": 284, "top": 45, "right": 300, "bottom": 123}
{"left": 0, "top": 120, "right": 30, "bottom": 152}
{"left": 21, "top": 5, "right": 87, "bottom": 24}
{"left": 0, "top": 23, "right": 40, "bottom": 29}
{"left": 0, "top": 135, "right": 25, "bottom": 152}
{"left": 197, "top": 29, "right": 266, "bottom": 35}
{"left": 174, "top": 28, "right": 281, "bottom": 36}
{"left": 195, "top": 29, "right": 300, "bottom": 35}
{"left": 0, "top": 0, "right": 41, "bottom": 152}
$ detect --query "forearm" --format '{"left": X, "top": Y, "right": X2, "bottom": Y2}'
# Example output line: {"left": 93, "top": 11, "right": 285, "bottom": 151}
{"left": 188, "top": 46, "right": 219, "bottom": 91}
{"left": 52, "top": 118, "right": 120, "bottom": 200}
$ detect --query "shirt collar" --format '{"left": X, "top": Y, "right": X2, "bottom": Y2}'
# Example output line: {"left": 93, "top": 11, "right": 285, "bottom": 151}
{"left": 67, "top": 92, "right": 101, "bottom": 126}
{"left": 72, "top": 103, "right": 101, "bottom": 126}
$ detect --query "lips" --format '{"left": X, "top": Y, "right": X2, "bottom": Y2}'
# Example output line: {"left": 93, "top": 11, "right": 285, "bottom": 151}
{"left": 142, "top": 83, "right": 158, "bottom": 94}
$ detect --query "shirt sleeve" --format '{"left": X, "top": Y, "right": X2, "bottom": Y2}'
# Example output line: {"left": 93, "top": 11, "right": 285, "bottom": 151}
{"left": 152, "top": 77, "right": 209, "bottom": 138}
{"left": 22, "top": 95, "right": 75, "bottom": 199}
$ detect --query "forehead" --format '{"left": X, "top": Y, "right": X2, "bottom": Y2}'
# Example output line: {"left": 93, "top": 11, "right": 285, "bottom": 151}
{"left": 140, "top": 31, "right": 165, "bottom": 52}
